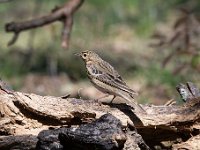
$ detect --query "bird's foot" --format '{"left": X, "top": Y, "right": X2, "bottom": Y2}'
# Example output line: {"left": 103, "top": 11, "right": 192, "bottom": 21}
{"left": 94, "top": 98, "right": 102, "bottom": 105}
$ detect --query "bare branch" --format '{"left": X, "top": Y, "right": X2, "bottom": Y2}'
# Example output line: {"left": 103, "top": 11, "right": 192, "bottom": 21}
{"left": 5, "top": 0, "right": 84, "bottom": 48}
{"left": 7, "top": 32, "right": 19, "bottom": 46}
{"left": 61, "top": 16, "right": 73, "bottom": 48}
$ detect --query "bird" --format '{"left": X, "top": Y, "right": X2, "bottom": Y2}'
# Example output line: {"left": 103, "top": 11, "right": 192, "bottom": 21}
{"left": 75, "top": 50, "right": 145, "bottom": 113}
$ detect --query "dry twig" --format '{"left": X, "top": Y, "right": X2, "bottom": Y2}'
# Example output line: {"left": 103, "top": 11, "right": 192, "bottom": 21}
{"left": 151, "top": 9, "right": 200, "bottom": 74}
{"left": 5, "top": 0, "right": 84, "bottom": 48}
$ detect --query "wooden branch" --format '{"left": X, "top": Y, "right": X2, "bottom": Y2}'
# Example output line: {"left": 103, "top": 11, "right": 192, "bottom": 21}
{"left": 36, "top": 114, "right": 150, "bottom": 150}
{"left": 0, "top": 81, "right": 200, "bottom": 149}
{"left": 0, "top": 135, "right": 37, "bottom": 150}
{"left": 176, "top": 82, "right": 200, "bottom": 102}
{"left": 172, "top": 135, "right": 200, "bottom": 150}
{"left": 5, "top": 0, "right": 84, "bottom": 48}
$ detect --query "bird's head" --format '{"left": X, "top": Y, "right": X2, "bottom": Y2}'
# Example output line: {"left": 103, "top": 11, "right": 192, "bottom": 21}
{"left": 75, "top": 50, "right": 100, "bottom": 62}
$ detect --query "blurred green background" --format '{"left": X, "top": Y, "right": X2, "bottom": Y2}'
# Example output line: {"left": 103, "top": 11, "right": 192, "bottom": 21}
{"left": 0, "top": 0, "right": 200, "bottom": 104}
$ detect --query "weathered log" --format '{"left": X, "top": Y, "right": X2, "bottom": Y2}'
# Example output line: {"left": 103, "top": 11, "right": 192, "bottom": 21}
{"left": 36, "top": 114, "right": 149, "bottom": 150}
{"left": 58, "top": 114, "right": 127, "bottom": 150}
{"left": 0, "top": 135, "right": 37, "bottom": 150}
{"left": 0, "top": 81, "right": 200, "bottom": 149}
{"left": 172, "top": 134, "right": 200, "bottom": 150}
{"left": 176, "top": 81, "right": 200, "bottom": 102}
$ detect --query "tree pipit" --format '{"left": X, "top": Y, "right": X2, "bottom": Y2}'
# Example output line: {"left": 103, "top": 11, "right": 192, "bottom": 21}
{"left": 76, "top": 50, "right": 145, "bottom": 113}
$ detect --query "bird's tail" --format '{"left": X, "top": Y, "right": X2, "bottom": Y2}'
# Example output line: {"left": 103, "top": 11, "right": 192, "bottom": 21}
{"left": 120, "top": 92, "right": 146, "bottom": 114}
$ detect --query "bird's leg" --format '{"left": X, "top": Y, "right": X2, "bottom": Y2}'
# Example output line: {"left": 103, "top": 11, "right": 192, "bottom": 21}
{"left": 95, "top": 94, "right": 110, "bottom": 103}
{"left": 109, "top": 95, "right": 116, "bottom": 103}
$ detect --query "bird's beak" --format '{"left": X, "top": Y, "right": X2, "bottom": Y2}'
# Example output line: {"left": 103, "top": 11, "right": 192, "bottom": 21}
{"left": 74, "top": 52, "right": 81, "bottom": 56}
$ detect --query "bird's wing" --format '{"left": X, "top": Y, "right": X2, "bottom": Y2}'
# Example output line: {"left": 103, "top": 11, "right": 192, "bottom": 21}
{"left": 89, "top": 63, "right": 137, "bottom": 95}
{"left": 98, "top": 60, "right": 127, "bottom": 85}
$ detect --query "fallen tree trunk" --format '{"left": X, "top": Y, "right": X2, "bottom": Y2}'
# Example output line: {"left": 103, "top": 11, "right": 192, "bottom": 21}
{"left": 0, "top": 82, "right": 200, "bottom": 149}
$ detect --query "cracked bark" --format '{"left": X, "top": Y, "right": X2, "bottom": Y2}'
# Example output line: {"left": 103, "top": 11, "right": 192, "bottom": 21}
{"left": 0, "top": 82, "right": 199, "bottom": 149}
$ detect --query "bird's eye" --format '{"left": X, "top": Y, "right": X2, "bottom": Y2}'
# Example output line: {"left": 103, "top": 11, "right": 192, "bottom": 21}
{"left": 83, "top": 54, "right": 87, "bottom": 57}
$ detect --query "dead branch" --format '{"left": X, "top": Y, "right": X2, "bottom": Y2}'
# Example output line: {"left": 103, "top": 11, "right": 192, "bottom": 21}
{"left": 5, "top": 0, "right": 84, "bottom": 48}
{"left": 0, "top": 86, "right": 199, "bottom": 149}
{"left": 172, "top": 135, "right": 200, "bottom": 150}
{"left": 151, "top": 9, "right": 200, "bottom": 74}
{"left": 36, "top": 114, "right": 150, "bottom": 150}
{"left": 0, "top": 135, "right": 37, "bottom": 150}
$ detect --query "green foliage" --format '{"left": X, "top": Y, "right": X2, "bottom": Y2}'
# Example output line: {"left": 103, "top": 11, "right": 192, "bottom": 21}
{"left": 74, "top": 0, "right": 182, "bottom": 36}
{"left": 0, "top": 51, "right": 27, "bottom": 77}
{"left": 191, "top": 55, "right": 200, "bottom": 70}
{"left": 138, "top": 65, "right": 183, "bottom": 87}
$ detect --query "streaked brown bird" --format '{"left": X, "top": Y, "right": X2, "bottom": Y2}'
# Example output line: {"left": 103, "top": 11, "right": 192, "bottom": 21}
{"left": 76, "top": 50, "right": 145, "bottom": 113}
